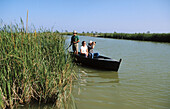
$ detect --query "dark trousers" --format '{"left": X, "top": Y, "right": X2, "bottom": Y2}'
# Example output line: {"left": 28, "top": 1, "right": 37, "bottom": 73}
{"left": 88, "top": 53, "right": 99, "bottom": 58}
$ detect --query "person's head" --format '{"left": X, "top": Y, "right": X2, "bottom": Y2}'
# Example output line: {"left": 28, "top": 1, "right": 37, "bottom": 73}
{"left": 82, "top": 41, "right": 86, "bottom": 46}
{"left": 89, "top": 40, "right": 93, "bottom": 45}
{"left": 89, "top": 40, "right": 96, "bottom": 45}
{"left": 73, "top": 30, "right": 77, "bottom": 36}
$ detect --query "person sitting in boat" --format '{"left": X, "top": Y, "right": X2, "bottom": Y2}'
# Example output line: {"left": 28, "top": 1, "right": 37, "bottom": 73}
{"left": 88, "top": 40, "right": 99, "bottom": 58}
{"left": 80, "top": 41, "right": 88, "bottom": 57}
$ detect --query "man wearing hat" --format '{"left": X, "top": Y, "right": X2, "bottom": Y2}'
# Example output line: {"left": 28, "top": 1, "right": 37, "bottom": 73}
{"left": 71, "top": 30, "right": 80, "bottom": 55}
{"left": 88, "top": 40, "right": 99, "bottom": 58}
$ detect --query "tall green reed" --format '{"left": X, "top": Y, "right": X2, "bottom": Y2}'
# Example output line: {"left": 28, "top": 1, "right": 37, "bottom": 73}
{"left": 0, "top": 21, "right": 75, "bottom": 108}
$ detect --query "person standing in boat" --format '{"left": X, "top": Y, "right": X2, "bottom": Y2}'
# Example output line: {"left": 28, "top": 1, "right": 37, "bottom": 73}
{"left": 70, "top": 30, "right": 80, "bottom": 55}
{"left": 80, "top": 41, "right": 88, "bottom": 57}
{"left": 88, "top": 40, "right": 99, "bottom": 58}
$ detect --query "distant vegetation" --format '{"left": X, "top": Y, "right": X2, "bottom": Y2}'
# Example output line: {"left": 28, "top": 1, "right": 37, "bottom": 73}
{"left": 0, "top": 21, "right": 75, "bottom": 108}
{"left": 61, "top": 31, "right": 170, "bottom": 43}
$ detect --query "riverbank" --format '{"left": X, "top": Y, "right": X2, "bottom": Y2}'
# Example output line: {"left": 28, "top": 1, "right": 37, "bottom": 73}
{"left": 0, "top": 23, "right": 75, "bottom": 108}
{"left": 61, "top": 32, "right": 170, "bottom": 43}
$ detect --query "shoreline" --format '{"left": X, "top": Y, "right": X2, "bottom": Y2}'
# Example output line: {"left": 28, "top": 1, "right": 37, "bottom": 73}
{"left": 61, "top": 32, "right": 170, "bottom": 43}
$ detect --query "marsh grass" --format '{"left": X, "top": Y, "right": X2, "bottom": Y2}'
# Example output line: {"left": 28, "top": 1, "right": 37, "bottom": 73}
{"left": 0, "top": 21, "right": 76, "bottom": 108}
{"left": 97, "top": 33, "right": 170, "bottom": 42}
{"left": 61, "top": 32, "right": 170, "bottom": 43}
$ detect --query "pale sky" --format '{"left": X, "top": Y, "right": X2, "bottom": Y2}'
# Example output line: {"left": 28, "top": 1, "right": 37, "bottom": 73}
{"left": 1, "top": 0, "right": 170, "bottom": 33}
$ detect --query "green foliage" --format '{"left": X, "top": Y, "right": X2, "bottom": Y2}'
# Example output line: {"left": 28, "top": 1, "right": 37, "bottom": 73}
{"left": 98, "top": 32, "right": 170, "bottom": 42}
{"left": 0, "top": 23, "right": 75, "bottom": 108}
{"left": 60, "top": 31, "right": 170, "bottom": 42}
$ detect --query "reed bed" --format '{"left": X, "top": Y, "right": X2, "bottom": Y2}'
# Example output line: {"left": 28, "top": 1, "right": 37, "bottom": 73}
{"left": 0, "top": 22, "right": 75, "bottom": 108}
{"left": 61, "top": 32, "right": 170, "bottom": 43}
{"left": 97, "top": 33, "right": 170, "bottom": 42}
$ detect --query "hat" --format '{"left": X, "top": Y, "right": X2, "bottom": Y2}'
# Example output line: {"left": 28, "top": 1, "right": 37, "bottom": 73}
{"left": 73, "top": 30, "right": 77, "bottom": 34}
{"left": 90, "top": 40, "right": 93, "bottom": 43}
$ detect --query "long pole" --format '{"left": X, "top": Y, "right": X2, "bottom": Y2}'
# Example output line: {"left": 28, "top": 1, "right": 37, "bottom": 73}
{"left": 26, "top": 10, "right": 28, "bottom": 33}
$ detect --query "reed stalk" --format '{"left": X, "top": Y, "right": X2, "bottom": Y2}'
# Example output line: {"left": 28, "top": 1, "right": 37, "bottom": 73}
{"left": 0, "top": 21, "right": 76, "bottom": 109}
{"left": 26, "top": 10, "right": 28, "bottom": 34}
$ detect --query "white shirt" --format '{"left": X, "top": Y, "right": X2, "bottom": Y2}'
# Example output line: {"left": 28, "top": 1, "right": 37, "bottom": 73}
{"left": 80, "top": 46, "right": 87, "bottom": 54}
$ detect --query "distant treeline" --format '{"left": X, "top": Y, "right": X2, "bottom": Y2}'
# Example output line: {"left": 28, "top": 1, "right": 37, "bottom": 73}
{"left": 61, "top": 32, "right": 170, "bottom": 43}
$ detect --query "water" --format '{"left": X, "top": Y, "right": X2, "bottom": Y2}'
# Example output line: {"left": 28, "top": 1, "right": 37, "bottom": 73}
{"left": 66, "top": 36, "right": 170, "bottom": 109}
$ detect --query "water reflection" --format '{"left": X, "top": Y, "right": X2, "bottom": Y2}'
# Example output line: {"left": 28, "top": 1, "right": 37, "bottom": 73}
{"left": 75, "top": 65, "right": 119, "bottom": 82}
{"left": 73, "top": 65, "right": 119, "bottom": 95}
{"left": 72, "top": 66, "right": 120, "bottom": 109}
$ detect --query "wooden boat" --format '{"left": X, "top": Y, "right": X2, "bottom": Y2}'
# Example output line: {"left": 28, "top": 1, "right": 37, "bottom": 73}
{"left": 70, "top": 52, "right": 122, "bottom": 71}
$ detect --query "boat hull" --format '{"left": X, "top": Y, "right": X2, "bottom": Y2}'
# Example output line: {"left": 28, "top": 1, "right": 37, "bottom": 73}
{"left": 71, "top": 53, "right": 122, "bottom": 71}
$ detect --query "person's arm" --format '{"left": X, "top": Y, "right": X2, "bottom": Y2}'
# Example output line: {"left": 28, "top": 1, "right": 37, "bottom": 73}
{"left": 91, "top": 42, "right": 95, "bottom": 49}
{"left": 80, "top": 46, "right": 83, "bottom": 54}
{"left": 74, "top": 36, "right": 80, "bottom": 44}
{"left": 74, "top": 40, "right": 79, "bottom": 44}
{"left": 86, "top": 48, "right": 88, "bottom": 56}
{"left": 91, "top": 45, "right": 94, "bottom": 49}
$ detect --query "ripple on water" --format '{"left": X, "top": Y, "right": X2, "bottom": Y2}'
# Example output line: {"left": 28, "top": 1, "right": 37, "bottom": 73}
{"left": 69, "top": 36, "right": 170, "bottom": 109}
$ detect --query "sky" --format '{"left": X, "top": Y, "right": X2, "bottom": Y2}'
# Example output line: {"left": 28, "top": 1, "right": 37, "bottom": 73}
{"left": 0, "top": 0, "right": 170, "bottom": 33}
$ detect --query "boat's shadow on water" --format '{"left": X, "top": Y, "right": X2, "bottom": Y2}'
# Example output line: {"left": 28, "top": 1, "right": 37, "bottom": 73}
{"left": 75, "top": 65, "right": 119, "bottom": 84}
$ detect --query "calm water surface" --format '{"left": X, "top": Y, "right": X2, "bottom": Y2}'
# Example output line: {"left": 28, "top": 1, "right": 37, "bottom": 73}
{"left": 66, "top": 36, "right": 170, "bottom": 109}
